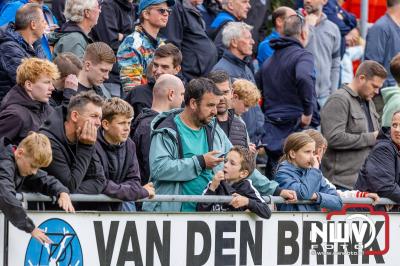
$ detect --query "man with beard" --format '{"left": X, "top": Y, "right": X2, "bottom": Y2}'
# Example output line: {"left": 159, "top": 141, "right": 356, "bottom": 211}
{"left": 78, "top": 42, "right": 115, "bottom": 98}
{"left": 142, "top": 77, "right": 297, "bottom": 212}
{"left": 304, "top": 0, "right": 341, "bottom": 107}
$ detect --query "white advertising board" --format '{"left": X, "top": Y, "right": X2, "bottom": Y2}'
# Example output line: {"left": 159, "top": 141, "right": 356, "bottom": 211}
{"left": 6, "top": 210, "right": 397, "bottom": 266}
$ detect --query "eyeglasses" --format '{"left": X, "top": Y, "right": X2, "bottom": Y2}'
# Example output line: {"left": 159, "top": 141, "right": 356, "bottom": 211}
{"left": 152, "top": 8, "right": 172, "bottom": 15}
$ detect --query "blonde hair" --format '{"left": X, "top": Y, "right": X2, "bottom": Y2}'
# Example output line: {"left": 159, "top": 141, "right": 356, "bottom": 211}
{"left": 303, "top": 129, "right": 327, "bottom": 150}
{"left": 280, "top": 132, "right": 315, "bottom": 163}
{"left": 18, "top": 132, "right": 52, "bottom": 168}
{"left": 16, "top": 58, "right": 60, "bottom": 86}
{"left": 232, "top": 79, "right": 261, "bottom": 107}
{"left": 102, "top": 97, "right": 134, "bottom": 122}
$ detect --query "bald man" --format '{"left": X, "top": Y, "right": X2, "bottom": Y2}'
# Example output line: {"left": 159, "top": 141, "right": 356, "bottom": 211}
{"left": 131, "top": 74, "right": 185, "bottom": 185}
{"left": 257, "top": 6, "right": 296, "bottom": 65}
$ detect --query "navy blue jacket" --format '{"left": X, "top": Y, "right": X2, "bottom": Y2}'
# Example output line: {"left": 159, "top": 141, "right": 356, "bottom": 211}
{"left": 355, "top": 128, "right": 400, "bottom": 203}
{"left": 197, "top": 179, "right": 271, "bottom": 219}
{"left": 256, "top": 37, "right": 317, "bottom": 121}
{"left": 0, "top": 23, "right": 46, "bottom": 102}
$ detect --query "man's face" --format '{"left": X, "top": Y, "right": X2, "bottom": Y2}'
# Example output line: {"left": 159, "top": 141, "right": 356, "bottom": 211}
{"left": 26, "top": 75, "right": 55, "bottom": 103}
{"left": 75, "top": 102, "right": 103, "bottom": 131}
{"left": 303, "top": 0, "right": 325, "bottom": 14}
{"left": 32, "top": 11, "right": 47, "bottom": 39}
{"left": 86, "top": 61, "right": 113, "bottom": 86}
{"left": 102, "top": 114, "right": 132, "bottom": 144}
{"left": 87, "top": 1, "right": 101, "bottom": 26}
{"left": 152, "top": 56, "right": 180, "bottom": 80}
{"left": 193, "top": 92, "right": 220, "bottom": 126}
{"left": 216, "top": 80, "right": 232, "bottom": 115}
{"left": 145, "top": 3, "right": 170, "bottom": 29}
{"left": 358, "top": 75, "right": 385, "bottom": 101}
{"left": 231, "top": 0, "right": 251, "bottom": 20}
{"left": 235, "top": 29, "right": 254, "bottom": 57}
{"left": 170, "top": 82, "right": 185, "bottom": 109}
{"left": 391, "top": 113, "right": 400, "bottom": 147}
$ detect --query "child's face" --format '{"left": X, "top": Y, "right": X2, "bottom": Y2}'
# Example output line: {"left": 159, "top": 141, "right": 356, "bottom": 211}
{"left": 102, "top": 114, "right": 132, "bottom": 144}
{"left": 223, "top": 151, "right": 248, "bottom": 182}
{"left": 15, "top": 150, "right": 39, "bottom": 177}
{"left": 289, "top": 142, "right": 315, "bottom": 169}
{"left": 315, "top": 144, "right": 327, "bottom": 158}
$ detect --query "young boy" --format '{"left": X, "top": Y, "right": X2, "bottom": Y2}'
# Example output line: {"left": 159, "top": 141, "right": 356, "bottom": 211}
{"left": 197, "top": 146, "right": 271, "bottom": 219}
{"left": 95, "top": 98, "right": 155, "bottom": 211}
{"left": 0, "top": 132, "right": 74, "bottom": 244}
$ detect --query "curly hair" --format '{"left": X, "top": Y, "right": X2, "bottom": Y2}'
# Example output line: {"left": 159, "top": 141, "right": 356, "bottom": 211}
{"left": 232, "top": 79, "right": 261, "bottom": 107}
{"left": 16, "top": 58, "right": 60, "bottom": 86}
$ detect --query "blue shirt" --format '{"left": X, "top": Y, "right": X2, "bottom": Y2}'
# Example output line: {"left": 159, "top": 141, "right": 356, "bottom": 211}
{"left": 174, "top": 115, "right": 213, "bottom": 211}
{"left": 257, "top": 29, "right": 280, "bottom": 66}
{"left": 210, "top": 11, "right": 235, "bottom": 29}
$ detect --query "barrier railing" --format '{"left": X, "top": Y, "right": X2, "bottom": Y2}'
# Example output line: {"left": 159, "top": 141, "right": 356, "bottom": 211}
{"left": 16, "top": 193, "right": 397, "bottom": 205}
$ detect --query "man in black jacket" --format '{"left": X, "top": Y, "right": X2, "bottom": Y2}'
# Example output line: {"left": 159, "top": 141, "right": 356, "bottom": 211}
{"left": 131, "top": 74, "right": 185, "bottom": 185}
{"left": 162, "top": 0, "right": 218, "bottom": 80}
{"left": 125, "top": 43, "right": 182, "bottom": 120}
{"left": 0, "top": 3, "right": 47, "bottom": 102}
{"left": 0, "top": 133, "right": 74, "bottom": 244}
{"left": 96, "top": 98, "right": 155, "bottom": 211}
{"left": 39, "top": 91, "right": 106, "bottom": 195}
{"left": 0, "top": 58, "right": 59, "bottom": 145}
{"left": 78, "top": 42, "right": 116, "bottom": 98}
{"left": 91, "top": 0, "right": 136, "bottom": 97}
{"left": 207, "top": 70, "right": 249, "bottom": 148}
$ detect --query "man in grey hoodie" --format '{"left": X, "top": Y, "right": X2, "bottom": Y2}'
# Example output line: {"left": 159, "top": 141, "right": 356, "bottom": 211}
{"left": 304, "top": 0, "right": 341, "bottom": 107}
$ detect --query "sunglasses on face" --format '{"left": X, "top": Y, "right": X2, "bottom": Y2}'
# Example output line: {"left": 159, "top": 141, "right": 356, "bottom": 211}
{"left": 152, "top": 8, "right": 172, "bottom": 15}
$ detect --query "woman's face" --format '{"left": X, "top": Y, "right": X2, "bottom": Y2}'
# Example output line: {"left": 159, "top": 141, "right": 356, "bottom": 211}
{"left": 391, "top": 113, "right": 400, "bottom": 147}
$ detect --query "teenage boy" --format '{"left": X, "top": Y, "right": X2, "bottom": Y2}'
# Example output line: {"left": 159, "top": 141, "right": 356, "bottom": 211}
{"left": 197, "top": 146, "right": 271, "bottom": 219}
{"left": 0, "top": 132, "right": 74, "bottom": 244}
{"left": 96, "top": 97, "right": 155, "bottom": 210}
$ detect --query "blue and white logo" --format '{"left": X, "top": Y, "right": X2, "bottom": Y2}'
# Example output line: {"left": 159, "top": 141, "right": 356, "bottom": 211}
{"left": 25, "top": 218, "right": 83, "bottom": 266}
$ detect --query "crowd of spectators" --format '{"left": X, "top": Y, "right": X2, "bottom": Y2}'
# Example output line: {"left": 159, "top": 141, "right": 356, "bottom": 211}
{"left": 1, "top": 0, "right": 400, "bottom": 242}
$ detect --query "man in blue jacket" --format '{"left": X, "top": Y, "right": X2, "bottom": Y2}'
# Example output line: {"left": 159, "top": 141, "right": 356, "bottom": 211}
{"left": 142, "top": 77, "right": 297, "bottom": 212}
{"left": 0, "top": 3, "right": 47, "bottom": 102}
{"left": 255, "top": 14, "right": 319, "bottom": 177}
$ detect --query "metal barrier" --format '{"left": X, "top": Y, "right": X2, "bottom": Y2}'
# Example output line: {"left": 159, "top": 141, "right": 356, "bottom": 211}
{"left": 16, "top": 193, "right": 397, "bottom": 205}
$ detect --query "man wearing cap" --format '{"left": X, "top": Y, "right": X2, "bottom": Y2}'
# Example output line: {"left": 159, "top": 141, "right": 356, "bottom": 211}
{"left": 117, "top": 0, "right": 174, "bottom": 93}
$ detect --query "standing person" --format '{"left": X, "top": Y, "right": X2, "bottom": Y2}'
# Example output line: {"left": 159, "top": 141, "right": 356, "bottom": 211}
{"left": 117, "top": 0, "right": 174, "bottom": 92}
{"left": 91, "top": 0, "right": 136, "bottom": 97}
{"left": 304, "top": 0, "right": 341, "bottom": 107}
{"left": 142, "top": 77, "right": 297, "bottom": 212}
{"left": 131, "top": 74, "right": 185, "bottom": 185}
{"left": 275, "top": 132, "right": 343, "bottom": 211}
{"left": 257, "top": 6, "right": 296, "bottom": 66}
{"left": 49, "top": 0, "right": 100, "bottom": 59}
{"left": 364, "top": 0, "right": 400, "bottom": 87}
{"left": 0, "top": 3, "right": 47, "bottom": 102}
{"left": 125, "top": 43, "right": 182, "bottom": 119}
{"left": 209, "top": 0, "right": 251, "bottom": 58}
{"left": 381, "top": 53, "right": 400, "bottom": 127}
{"left": 321, "top": 61, "right": 387, "bottom": 190}
{"left": 39, "top": 91, "right": 106, "bottom": 194}
{"left": 162, "top": 0, "right": 218, "bottom": 81}
{"left": 0, "top": 132, "right": 74, "bottom": 244}
{"left": 0, "top": 58, "right": 59, "bottom": 145}
{"left": 96, "top": 98, "right": 155, "bottom": 210}
{"left": 78, "top": 42, "right": 115, "bottom": 98}
{"left": 256, "top": 14, "right": 318, "bottom": 177}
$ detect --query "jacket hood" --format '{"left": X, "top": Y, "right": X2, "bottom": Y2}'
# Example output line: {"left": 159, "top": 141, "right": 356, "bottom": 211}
{"left": 270, "top": 36, "right": 303, "bottom": 50}
{"left": 132, "top": 108, "right": 158, "bottom": 130}
{"left": 0, "top": 23, "right": 40, "bottom": 48}
{"left": 40, "top": 106, "right": 68, "bottom": 143}
{"left": 277, "top": 160, "right": 307, "bottom": 176}
{"left": 115, "top": 0, "right": 135, "bottom": 9}
{"left": 381, "top": 86, "right": 400, "bottom": 104}
{"left": 0, "top": 137, "right": 14, "bottom": 160}
{"left": 48, "top": 21, "right": 90, "bottom": 44}
{"left": 151, "top": 108, "right": 183, "bottom": 133}
{"left": 0, "top": 85, "right": 46, "bottom": 112}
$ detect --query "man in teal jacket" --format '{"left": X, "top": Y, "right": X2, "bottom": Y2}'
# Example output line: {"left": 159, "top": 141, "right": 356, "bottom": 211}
{"left": 142, "top": 77, "right": 297, "bottom": 212}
